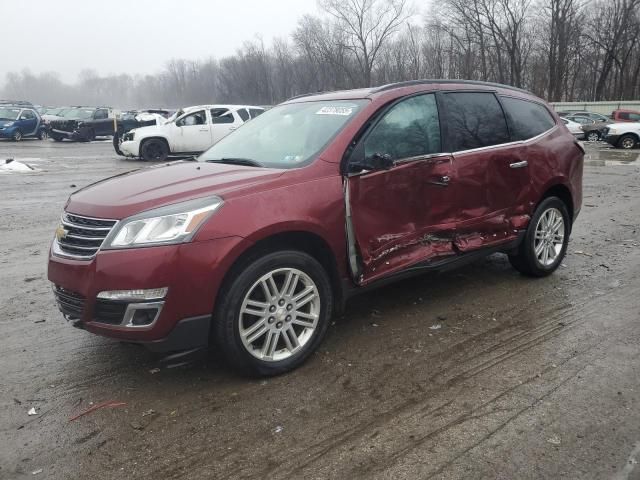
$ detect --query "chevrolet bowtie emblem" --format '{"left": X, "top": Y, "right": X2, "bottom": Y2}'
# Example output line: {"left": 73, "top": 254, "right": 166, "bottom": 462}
{"left": 55, "top": 226, "right": 69, "bottom": 241}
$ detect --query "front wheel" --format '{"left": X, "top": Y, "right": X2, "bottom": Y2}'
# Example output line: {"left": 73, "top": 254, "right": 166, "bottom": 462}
{"left": 618, "top": 134, "right": 638, "bottom": 149}
{"left": 140, "top": 139, "right": 169, "bottom": 161}
{"left": 38, "top": 129, "right": 48, "bottom": 140}
{"left": 509, "top": 196, "right": 570, "bottom": 277}
{"left": 12, "top": 130, "right": 22, "bottom": 141}
{"left": 213, "top": 251, "right": 333, "bottom": 376}
{"left": 586, "top": 131, "right": 600, "bottom": 142}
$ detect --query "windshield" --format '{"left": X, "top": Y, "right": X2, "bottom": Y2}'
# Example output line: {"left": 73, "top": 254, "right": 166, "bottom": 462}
{"left": 62, "top": 108, "right": 95, "bottom": 120}
{"left": 0, "top": 108, "right": 21, "bottom": 120}
{"left": 199, "top": 100, "right": 367, "bottom": 168}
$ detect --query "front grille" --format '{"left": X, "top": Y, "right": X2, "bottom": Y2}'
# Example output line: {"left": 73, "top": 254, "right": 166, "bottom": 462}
{"left": 94, "top": 299, "right": 127, "bottom": 325}
{"left": 56, "top": 213, "right": 117, "bottom": 259}
{"left": 602, "top": 127, "right": 610, "bottom": 135}
{"left": 53, "top": 285, "right": 86, "bottom": 319}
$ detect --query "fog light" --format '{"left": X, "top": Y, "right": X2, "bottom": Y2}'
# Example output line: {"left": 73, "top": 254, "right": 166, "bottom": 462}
{"left": 130, "top": 308, "right": 159, "bottom": 326}
{"left": 97, "top": 288, "right": 168, "bottom": 301}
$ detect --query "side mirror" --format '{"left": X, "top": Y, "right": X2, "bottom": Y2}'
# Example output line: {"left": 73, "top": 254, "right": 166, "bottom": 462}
{"left": 349, "top": 152, "right": 394, "bottom": 173}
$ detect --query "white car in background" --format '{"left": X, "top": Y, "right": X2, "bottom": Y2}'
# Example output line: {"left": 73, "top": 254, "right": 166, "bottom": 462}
{"left": 561, "top": 117, "right": 584, "bottom": 139}
{"left": 119, "top": 104, "right": 265, "bottom": 161}
{"left": 603, "top": 122, "right": 640, "bottom": 149}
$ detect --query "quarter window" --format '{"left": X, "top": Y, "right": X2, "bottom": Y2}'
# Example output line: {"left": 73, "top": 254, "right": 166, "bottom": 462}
{"left": 364, "top": 94, "right": 441, "bottom": 161}
{"left": 249, "top": 108, "right": 264, "bottom": 118}
{"left": 237, "top": 109, "right": 250, "bottom": 122}
{"left": 441, "top": 92, "right": 509, "bottom": 150}
{"left": 501, "top": 97, "right": 556, "bottom": 140}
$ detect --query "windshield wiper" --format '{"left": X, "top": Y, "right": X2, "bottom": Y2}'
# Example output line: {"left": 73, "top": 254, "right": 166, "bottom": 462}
{"left": 205, "top": 157, "right": 264, "bottom": 167}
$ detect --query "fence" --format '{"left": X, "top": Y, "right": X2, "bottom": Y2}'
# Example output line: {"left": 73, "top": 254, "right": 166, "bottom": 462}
{"left": 549, "top": 101, "right": 640, "bottom": 115}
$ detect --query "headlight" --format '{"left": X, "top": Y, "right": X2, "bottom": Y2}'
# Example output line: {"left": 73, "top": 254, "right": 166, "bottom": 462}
{"left": 104, "top": 196, "right": 223, "bottom": 249}
{"left": 4, "top": 122, "right": 14, "bottom": 127}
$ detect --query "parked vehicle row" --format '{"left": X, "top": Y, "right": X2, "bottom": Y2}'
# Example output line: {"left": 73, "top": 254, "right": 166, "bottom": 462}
{"left": 48, "top": 80, "right": 584, "bottom": 376}
{"left": 117, "top": 104, "right": 265, "bottom": 161}
{"left": 0, "top": 105, "right": 47, "bottom": 141}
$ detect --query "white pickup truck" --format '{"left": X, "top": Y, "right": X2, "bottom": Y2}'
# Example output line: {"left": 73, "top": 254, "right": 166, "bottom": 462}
{"left": 603, "top": 122, "right": 640, "bottom": 149}
{"left": 119, "top": 104, "right": 265, "bottom": 161}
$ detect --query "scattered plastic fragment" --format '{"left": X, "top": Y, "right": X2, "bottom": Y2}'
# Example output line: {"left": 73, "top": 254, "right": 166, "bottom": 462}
{"left": 27, "top": 407, "right": 38, "bottom": 416}
{"left": 142, "top": 409, "right": 156, "bottom": 417}
{"left": 149, "top": 368, "right": 161, "bottom": 374}
{"left": 574, "top": 250, "right": 593, "bottom": 257}
{"left": 429, "top": 324, "right": 442, "bottom": 330}
{"left": 32, "top": 469, "right": 43, "bottom": 475}
{"left": 547, "top": 435, "right": 561, "bottom": 445}
{"left": 68, "top": 400, "right": 127, "bottom": 422}
{"left": 274, "top": 425, "right": 284, "bottom": 433}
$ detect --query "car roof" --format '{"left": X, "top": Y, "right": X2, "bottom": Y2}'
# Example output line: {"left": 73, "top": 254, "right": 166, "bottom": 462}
{"left": 284, "top": 79, "right": 535, "bottom": 104}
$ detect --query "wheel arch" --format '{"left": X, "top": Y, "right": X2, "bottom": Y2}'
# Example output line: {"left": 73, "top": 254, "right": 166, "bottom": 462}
{"left": 140, "top": 135, "right": 171, "bottom": 151}
{"left": 214, "top": 230, "right": 345, "bottom": 319}
{"left": 541, "top": 183, "right": 574, "bottom": 223}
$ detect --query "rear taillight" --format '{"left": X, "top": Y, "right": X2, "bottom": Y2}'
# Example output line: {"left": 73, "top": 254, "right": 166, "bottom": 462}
{"left": 574, "top": 139, "right": 585, "bottom": 154}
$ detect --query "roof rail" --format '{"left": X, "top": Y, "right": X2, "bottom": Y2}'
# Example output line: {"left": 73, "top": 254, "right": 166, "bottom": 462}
{"left": 286, "top": 90, "right": 330, "bottom": 101}
{"left": 373, "top": 79, "right": 532, "bottom": 95}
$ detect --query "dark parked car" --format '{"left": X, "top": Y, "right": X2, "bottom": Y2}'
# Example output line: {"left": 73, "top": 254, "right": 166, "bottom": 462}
{"left": 48, "top": 107, "right": 115, "bottom": 141}
{"left": 48, "top": 80, "right": 583, "bottom": 376}
{"left": 557, "top": 110, "right": 610, "bottom": 123}
{"left": 113, "top": 109, "right": 173, "bottom": 155}
{"left": 0, "top": 105, "right": 47, "bottom": 141}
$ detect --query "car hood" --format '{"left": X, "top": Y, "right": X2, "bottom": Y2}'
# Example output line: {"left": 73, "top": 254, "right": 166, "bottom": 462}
{"left": 66, "top": 161, "right": 286, "bottom": 219}
{"left": 130, "top": 124, "right": 169, "bottom": 136}
{"left": 0, "top": 119, "right": 17, "bottom": 127}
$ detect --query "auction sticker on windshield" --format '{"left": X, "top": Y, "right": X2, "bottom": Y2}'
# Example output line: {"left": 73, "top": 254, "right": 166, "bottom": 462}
{"left": 316, "top": 106, "right": 354, "bottom": 116}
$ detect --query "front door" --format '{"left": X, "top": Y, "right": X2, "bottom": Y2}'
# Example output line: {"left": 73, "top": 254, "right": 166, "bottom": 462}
{"left": 346, "top": 93, "right": 458, "bottom": 285}
{"left": 18, "top": 109, "right": 38, "bottom": 135}
{"left": 175, "top": 110, "right": 213, "bottom": 152}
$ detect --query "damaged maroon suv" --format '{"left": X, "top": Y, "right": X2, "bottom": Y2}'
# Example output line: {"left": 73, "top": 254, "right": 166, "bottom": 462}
{"left": 48, "top": 80, "right": 583, "bottom": 375}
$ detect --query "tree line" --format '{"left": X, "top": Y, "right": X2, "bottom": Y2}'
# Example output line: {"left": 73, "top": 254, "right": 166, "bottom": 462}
{"left": 2, "top": 0, "right": 639, "bottom": 108}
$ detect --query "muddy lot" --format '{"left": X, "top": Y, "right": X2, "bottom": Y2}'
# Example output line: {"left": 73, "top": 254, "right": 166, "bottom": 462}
{"left": 1, "top": 139, "right": 639, "bottom": 480}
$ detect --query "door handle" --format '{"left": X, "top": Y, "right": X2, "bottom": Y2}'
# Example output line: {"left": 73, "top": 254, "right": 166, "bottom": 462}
{"left": 427, "top": 175, "right": 451, "bottom": 186}
{"left": 199, "top": 128, "right": 209, "bottom": 132}
{"left": 229, "top": 127, "right": 237, "bottom": 131}
{"left": 509, "top": 160, "right": 528, "bottom": 169}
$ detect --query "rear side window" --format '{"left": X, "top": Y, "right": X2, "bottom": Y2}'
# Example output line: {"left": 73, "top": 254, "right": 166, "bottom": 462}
{"left": 237, "top": 109, "right": 250, "bottom": 122}
{"left": 501, "top": 97, "right": 556, "bottom": 141}
{"left": 210, "top": 108, "right": 234, "bottom": 124}
{"left": 629, "top": 113, "right": 640, "bottom": 121}
{"left": 249, "top": 108, "right": 264, "bottom": 118}
{"left": 364, "top": 93, "right": 441, "bottom": 161}
{"left": 440, "top": 92, "right": 509, "bottom": 151}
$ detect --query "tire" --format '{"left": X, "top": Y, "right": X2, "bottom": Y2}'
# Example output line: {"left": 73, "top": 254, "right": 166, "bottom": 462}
{"left": 86, "top": 129, "right": 96, "bottom": 142}
{"left": 140, "top": 138, "right": 169, "bottom": 161}
{"left": 586, "top": 131, "right": 600, "bottom": 142}
{"left": 52, "top": 135, "right": 63, "bottom": 142}
{"left": 12, "top": 130, "right": 22, "bottom": 141}
{"left": 38, "top": 129, "right": 48, "bottom": 141}
{"left": 618, "top": 134, "right": 638, "bottom": 149}
{"left": 213, "top": 250, "right": 333, "bottom": 376}
{"left": 508, "top": 196, "right": 570, "bottom": 277}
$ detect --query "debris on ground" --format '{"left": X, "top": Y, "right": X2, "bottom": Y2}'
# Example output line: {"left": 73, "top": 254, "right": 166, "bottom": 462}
{"left": 1, "top": 159, "right": 37, "bottom": 173}
{"left": 574, "top": 250, "right": 593, "bottom": 257}
{"left": 68, "top": 400, "right": 127, "bottom": 422}
{"left": 547, "top": 435, "right": 562, "bottom": 446}
{"left": 274, "top": 425, "right": 284, "bottom": 434}
{"left": 149, "top": 368, "right": 161, "bottom": 374}
{"left": 28, "top": 407, "right": 38, "bottom": 416}
{"left": 142, "top": 409, "right": 156, "bottom": 417}
{"left": 429, "top": 324, "right": 442, "bottom": 330}
{"left": 31, "top": 469, "right": 43, "bottom": 475}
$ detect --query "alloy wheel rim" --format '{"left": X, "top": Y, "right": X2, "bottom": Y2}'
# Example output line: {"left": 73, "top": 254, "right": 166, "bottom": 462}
{"left": 239, "top": 267, "right": 320, "bottom": 362}
{"left": 14, "top": 132, "right": 22, "bottom": 141}
{"left": 588, "top": 133, "right": 598, "bottom": 141}
{"left": 622, "top": 138, "right": 634, "bottom": 149}
{"left": 534, "top": 207, "right": 565, "bottom": 267}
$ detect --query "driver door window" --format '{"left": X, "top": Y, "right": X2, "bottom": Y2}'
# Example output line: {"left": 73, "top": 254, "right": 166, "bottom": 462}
{"left": 364, "top": 94, "right": 441, "bottom": 161}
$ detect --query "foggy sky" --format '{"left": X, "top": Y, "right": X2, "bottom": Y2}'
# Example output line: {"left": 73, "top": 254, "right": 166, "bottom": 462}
{"left": 0, "top": 0, "right": 319, "bottom": 85}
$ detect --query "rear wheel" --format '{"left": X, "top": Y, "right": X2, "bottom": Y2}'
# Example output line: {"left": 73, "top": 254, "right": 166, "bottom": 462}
{"left": 141, "top": 139, "right": 169, "bottom": 161}
{"left": 213, "top": 250, "right": 333, "bottom": 376}
{"left": 509, "top": 196, "right": 570, "bottom": 277}
{"left": 618, "top": 134, "right": 638, "bottom": 149}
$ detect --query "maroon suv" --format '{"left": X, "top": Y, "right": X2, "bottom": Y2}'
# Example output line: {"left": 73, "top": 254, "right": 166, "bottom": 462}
{"left": 48, "top": 80, "right": 583, "bottom": 375}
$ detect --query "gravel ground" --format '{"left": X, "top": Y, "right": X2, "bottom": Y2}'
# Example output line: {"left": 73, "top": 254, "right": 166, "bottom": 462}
{"left": 0, "top": 139, "right": 639, "bottom": 480}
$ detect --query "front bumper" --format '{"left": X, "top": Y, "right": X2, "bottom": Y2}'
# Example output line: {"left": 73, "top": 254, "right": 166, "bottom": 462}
{"left": 48, "top": 236, "right": 246, "bottom": 352}
{"left": 119, "top": 140, "right": 141, "bottom": 157}
{"left": 49, "top": 128, "right": 86, "bottom": 141}
{"left": 0, "top": 126, "right": 18, "bottom": 138}
{"left": 604, "top": 134, "right": 621, "bottom": 146}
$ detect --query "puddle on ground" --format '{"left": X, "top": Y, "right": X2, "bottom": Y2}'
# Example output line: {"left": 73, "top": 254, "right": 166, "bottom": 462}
{"left": 584, "top": 143, "right": 640, "bottom": 166}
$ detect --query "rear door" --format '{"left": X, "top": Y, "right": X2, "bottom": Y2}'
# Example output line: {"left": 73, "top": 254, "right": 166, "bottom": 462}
{"left": 211, "top": 108, "right": 240, "bottom": 144}
{"left": 175, "top": 109, "right": 212, "bottom": 152}
{"left": 347, "top": 93, "right": 458, "bottom": 284}
{"left": 439, "top": 91, "right": 530, "bottom": 251}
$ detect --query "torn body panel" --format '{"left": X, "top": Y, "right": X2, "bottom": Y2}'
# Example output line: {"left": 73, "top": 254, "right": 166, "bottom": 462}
{"left": 346, "top": 155, "right": 458, "bottom": 285}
